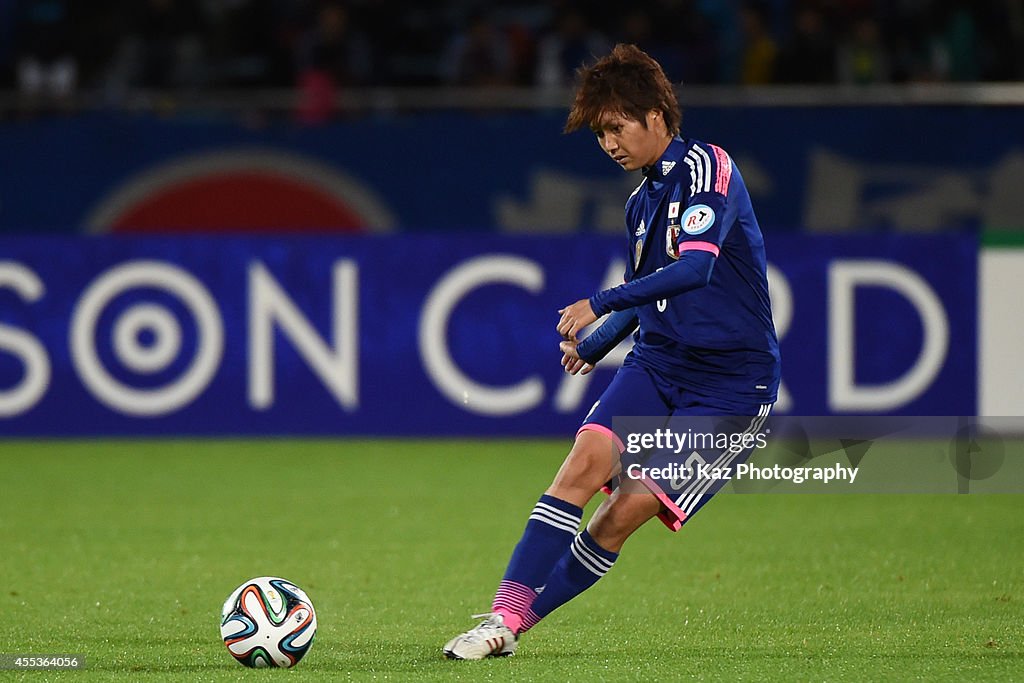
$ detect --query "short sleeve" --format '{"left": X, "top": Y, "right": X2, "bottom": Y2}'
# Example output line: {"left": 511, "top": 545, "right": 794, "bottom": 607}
{"left": 676, "top": 142, "right": 733, "bottom": 256}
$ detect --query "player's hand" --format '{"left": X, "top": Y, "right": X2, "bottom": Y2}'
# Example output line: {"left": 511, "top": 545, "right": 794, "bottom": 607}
{"left": 557, "top": 299, "right": 598, "bottom": 340}
{"left": 559, "top": 340, "right": 595, "bottom": 375}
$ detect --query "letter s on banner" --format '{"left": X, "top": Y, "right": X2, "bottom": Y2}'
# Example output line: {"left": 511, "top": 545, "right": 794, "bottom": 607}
{"left": 0, "top": 262, "right": 50, "bottom": 417}
{"left": 419, "top": 255, "right": 544, "bottom": 416}
{"left": 828, "top": 260, "right": 949, "bottom": 412}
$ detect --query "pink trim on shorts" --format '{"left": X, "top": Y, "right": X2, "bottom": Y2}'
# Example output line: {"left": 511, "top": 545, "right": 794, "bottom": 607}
{"left": 576, "top": 423, "right": 625, "bottom": 453}
{"left": 635, "top": 477, "right": 687, "bottom": 532}
{"left": 679, "top": 241, "right": 720, "bottom": 257}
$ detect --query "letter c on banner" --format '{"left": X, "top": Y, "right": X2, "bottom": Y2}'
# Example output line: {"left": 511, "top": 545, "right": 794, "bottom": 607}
{"left": 419, "top": 255, "right": 544, "bottom": 416}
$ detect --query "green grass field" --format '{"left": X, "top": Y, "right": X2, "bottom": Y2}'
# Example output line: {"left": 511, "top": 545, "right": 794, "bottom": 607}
{"left": 0, "top": 440, "right": 1021, "bottom": 681}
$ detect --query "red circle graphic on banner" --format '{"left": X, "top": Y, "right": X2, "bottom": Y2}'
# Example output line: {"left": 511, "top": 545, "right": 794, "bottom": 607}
{"left": 87, "top": 149, "right": 396, "bottom": 234}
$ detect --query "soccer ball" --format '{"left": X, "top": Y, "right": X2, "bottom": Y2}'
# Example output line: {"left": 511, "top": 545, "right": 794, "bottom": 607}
{"left": 219, "top": 576, "right": 317, "bottom": 668}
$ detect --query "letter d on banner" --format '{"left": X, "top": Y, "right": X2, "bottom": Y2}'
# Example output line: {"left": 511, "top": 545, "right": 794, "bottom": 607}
{"left": 829, "top": 260, "right": 949, "bottom": 412}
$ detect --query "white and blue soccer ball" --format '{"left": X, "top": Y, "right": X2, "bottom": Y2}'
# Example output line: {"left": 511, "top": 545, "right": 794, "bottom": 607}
{"left": 219, "top": 576, "right": 317, "bottom": 668}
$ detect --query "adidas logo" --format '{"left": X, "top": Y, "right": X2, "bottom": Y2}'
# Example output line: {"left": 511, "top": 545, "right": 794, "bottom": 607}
{"left": 635, "top": 220, "right": 646, "bottom": 236}
{"left": 661, "top": 160, "right": 676, "bottom": 175}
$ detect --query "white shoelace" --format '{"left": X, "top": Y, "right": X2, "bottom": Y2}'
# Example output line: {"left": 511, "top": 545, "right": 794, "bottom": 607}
{"left": 470, "top": 612, "right": 500, "bottom": 620}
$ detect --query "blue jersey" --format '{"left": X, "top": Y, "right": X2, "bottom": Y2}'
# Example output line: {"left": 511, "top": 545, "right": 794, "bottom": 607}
{"left": 609, "top": 136, "right": 780, "bottom": 403}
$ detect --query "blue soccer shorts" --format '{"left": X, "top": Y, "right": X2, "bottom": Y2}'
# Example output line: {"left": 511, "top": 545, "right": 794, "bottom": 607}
{"left": 578, "top": 357, "right": 773, "bottom": 531}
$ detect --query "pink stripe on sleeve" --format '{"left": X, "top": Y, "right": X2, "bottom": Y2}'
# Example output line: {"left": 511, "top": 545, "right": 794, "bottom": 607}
{"left": 710, "top": 144, "right": 732, "bottom": 195}
{"left": 679, "top": 241, "right": 720, "bottom": 257}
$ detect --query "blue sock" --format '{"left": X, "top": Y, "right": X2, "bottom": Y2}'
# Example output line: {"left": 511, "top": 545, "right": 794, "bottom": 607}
{"left": 491, "top": 494, "right": 582, "bottom": 633}
{"left": 518, "top": 529, "right": 619, "bottom": 632}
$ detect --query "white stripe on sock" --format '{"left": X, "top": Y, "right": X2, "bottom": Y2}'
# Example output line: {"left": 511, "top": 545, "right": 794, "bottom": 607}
{"left": 570, "top": 540, "right": 609, "bottom": 577}
{"left": 528, "top": 510, "right": 578, "bottom": 534}
{"left": 534, "top": 501, "right": 581, "bottom": 527}
{"left": 573, "top": 535, "right": 614, "bottom": 572}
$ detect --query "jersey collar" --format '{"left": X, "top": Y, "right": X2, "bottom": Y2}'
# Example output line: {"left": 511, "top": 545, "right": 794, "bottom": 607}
{"left": 642, "top": 136, "right": 686, "bottom": 181}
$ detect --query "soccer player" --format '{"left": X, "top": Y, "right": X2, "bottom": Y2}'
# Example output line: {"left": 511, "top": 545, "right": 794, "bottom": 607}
{"left": 443, "top": 43, "right": 781, "bottom": 660}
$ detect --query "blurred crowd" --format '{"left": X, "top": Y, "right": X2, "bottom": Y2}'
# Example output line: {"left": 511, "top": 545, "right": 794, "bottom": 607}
{"left": 2, "top": 0, "right": 1023, "bottom": 102}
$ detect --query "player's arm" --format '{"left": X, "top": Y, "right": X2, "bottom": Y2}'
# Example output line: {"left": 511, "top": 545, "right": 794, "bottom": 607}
{"left": 589, "top": 249, "right": 716, "bottom": 315}
{"left": 577, "top": 308, "right": 638, "bottom": 362}
{"left": 556, "top": 252, "right": 714, "bottom": 339}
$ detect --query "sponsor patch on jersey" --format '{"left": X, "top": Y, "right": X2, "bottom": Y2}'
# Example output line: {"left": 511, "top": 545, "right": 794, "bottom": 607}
{"left": 635, "top": 238, "right": 644, "bottom": 267}
{"left": 681, "top": 204, "right": 715, "bottom": 235}
{"left": 668, "top": 201, "right": 680, "bottom": 219}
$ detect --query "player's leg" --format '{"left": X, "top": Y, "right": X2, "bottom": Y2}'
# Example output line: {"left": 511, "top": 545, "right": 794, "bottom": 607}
{"left": 486, "top": 429, "right": 616, "bottom": 632}
{"left": 545, "top": 428, "right": 621, "bottom": 507}
{"left": 443, "top": 361, "right": 668, "bottom": 659}
{"left": 587, "top": 482, "right": 664, "bottom": 553}
{"left": 515, "top": 399, "right": 775, "bottom": 636}
{"left": 517, "top": 484, "right": 662, "bottom": 633}
{"left": 443, "top": 430, "right": 617, "bottom": 660}
{"left": 491, "top": 362, "right": 668, "bottom": 630}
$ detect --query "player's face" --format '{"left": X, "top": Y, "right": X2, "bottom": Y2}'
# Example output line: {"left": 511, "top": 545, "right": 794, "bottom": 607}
{"left": 592, "top": 110, "right": 668, "bottom": 172}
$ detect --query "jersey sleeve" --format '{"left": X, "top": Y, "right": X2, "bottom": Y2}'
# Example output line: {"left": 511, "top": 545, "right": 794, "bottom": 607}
{"left": 589, "top": 250, "right": 716, "bottom": 315}
{"left": 576, "top": 308, "right": 638, "bottom": 364}
{"left": 676, "top": 142, "right": 734, "bottom": 257}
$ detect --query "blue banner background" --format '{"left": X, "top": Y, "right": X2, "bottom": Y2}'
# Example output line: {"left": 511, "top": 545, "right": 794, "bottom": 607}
{"left": 0, "top": 234, "right": 976, "bottom": 435}
{"left": 0, "top": 108, "right": 1020, "bottom": 234}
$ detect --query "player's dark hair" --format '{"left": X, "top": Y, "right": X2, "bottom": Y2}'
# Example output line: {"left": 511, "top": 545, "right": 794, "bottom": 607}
{"left": 565, "top": 44, "right": 682, "bottom": 135}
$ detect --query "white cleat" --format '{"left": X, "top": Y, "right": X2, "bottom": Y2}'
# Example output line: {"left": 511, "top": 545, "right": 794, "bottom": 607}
{"left": 443, "top": 613, "right": 519, "bottom": 660}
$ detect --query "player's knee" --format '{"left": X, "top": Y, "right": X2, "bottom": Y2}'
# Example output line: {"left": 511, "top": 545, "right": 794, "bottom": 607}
{"left": 547, "top": 430, "right": 620, "bottom": 504}
{"left": 566, "top": 430, "right": 620, "bottom": 481}
{"left": 588, "top": 490, "right": 661, "bottom": 552}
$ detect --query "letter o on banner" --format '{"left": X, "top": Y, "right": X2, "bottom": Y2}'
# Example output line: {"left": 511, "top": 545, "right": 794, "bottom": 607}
{"left": 70, "top": 261, "right": 224, "bottom": 416}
